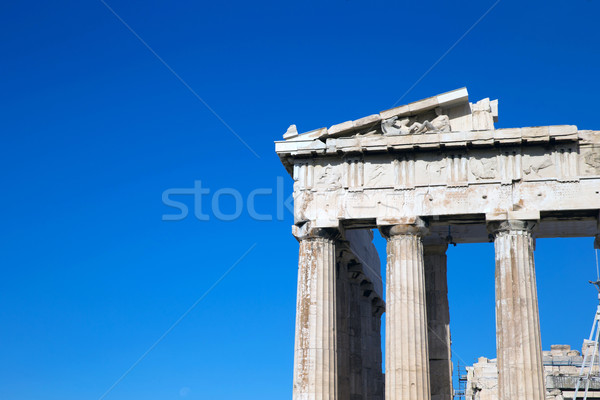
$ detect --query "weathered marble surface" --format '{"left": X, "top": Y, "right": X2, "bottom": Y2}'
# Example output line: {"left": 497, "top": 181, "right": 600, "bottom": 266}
{"left": 466, "top": 357, "right": 500, "bottom": 400}
{"left": 490, "top": 220, "right": 545, "bottom": 400}
{"left": 382, "top": 220, "right": 431, "bottom": 400}
{"left": 292, "top": 226, "right": 385, "bottom": 400}
{"left": 466, "top": 345, "right": 600, "bottom": 400}
{"left": 281, "top": 88, "right": 600, "bottom": 400}
{"left": 292, "top": 228, "right": 338, "bottom": 400}
{"left": 276, "top": 88, "right": 600, "bottom": 242}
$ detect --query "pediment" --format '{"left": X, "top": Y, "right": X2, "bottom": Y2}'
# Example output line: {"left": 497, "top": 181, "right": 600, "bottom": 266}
{"left": 282, "top": 87, "right": 499, "bottom": 142}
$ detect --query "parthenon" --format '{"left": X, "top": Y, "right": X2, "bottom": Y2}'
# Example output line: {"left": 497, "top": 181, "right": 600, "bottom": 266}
{"left": 275, "top": 88, "right": 600, "bottom": 400}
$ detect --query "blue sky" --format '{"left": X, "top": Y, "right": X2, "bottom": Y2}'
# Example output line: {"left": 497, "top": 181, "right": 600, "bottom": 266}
{"left": 1, "top": 1, "right": 599, "bottom": 399}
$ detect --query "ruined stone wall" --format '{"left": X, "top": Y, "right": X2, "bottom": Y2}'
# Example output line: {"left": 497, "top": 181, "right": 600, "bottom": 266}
{"left": 466, "top": 344, "right": 600, "bottom": 400}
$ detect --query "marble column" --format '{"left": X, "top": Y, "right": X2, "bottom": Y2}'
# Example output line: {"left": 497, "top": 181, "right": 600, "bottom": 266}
{"left": 424, "top": 243, "right": 452, "bottom": 400}
{"left": 488, "top": 220, "right": 544, "bottom": 400}
{"left": 293, "top": 228, "right": 339, "bottom": 400}
{"left": 335, "top": 233, "right": 385, "bottom": 400}
{"left": 334, "top": 242, "right": 356, "bottom": 400}
{"left": 381, "top": 220, "right": 431, "bottom": 400}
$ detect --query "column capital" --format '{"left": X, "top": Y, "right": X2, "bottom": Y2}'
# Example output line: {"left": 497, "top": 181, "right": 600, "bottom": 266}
{"left": 292, "top": 223, "right": 340, "bottom": 241}
{"left": 385, "top": 217, "right": 431, "bottom": 399}
{"left": 492, "top": 218, "right": 545, "bottom": 399}
{"left": 423, "top": 243, "right": 449, "bottom": 254}
{"left": 379, "top": 217, "right": 429, "bottom": 239}
{"left": 292, "top": 225, "right": 338, "bottom": 398}
{"left": 487, "top": 219, "right": 538, "bottom": 236}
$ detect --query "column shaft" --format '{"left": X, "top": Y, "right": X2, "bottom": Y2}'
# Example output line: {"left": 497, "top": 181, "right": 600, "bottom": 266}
{"left": 335, "top": 255, "right": 351, "bottom": 400}
{"left": 293, "top": 231, "right": 338, "bottom": 400}
{"left": 491, "top": 220, "right": 544, "bottom": 400}
{"left": 383, "top": 223, "right": 431, "bottom": 400}
{"left": 424, "top": 244, "right": 452, "bottom": 400}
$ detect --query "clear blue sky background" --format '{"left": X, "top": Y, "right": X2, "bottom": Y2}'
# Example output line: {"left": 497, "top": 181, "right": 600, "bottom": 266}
{"left": 1, "top": 1, "right": 599, "bottom": 399}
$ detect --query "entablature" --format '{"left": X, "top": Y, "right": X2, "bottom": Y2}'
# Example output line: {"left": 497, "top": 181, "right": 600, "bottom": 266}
{"left": 277, "top": 88, "right": 600, "bottom": 243}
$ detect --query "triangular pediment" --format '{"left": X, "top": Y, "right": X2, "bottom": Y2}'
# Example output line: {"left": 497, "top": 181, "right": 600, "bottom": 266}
{"left": 282, "top": 87, "right": 499, "bottom": 141}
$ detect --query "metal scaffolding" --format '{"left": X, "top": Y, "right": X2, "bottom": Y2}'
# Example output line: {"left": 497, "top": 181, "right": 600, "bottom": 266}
{"left": 573, "top": 249, "right": 600, "bottom": 400}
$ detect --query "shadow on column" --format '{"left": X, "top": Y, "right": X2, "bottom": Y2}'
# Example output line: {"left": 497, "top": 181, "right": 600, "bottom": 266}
{"left": 336, "top": 229, "right": 385, "bottom": 400}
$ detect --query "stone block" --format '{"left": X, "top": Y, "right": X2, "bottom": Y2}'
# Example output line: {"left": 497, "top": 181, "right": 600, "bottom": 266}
{"left": 379, "top": 104, "right": 410, "bottom": 120}
{"left": 328, "top": 120, "right": 354, "bottom": 136}
{"left": 353, "top": 114, "right": 380, "bottom": 130}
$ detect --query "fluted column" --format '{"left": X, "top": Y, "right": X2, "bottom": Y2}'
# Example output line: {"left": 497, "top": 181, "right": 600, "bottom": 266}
{"left": 293, "top": 227, "right": 339, "bottom": 400}
{"left": 381, "top": 220, "right": 431, "bottom": 400}
{"left": 488, "top": 220, "right": 544, "bottom": 400}
{"left": 424, "top": 243, "right": 452, "bottom": 400}
{"left": 334, "top": 242, "right": 354, "bottom": 400}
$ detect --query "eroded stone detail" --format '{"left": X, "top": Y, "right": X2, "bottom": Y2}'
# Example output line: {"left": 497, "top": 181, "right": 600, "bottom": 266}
{"left": 470, "top": 157, "right": 497, "bottom": 180}
{"left": 466, "top": 345, "right": 597, "bottom": 400}
{"left": 447, "top": 153, "right": 469, "bottom": 185}
{"left": 292, "top": 228, "right": 339, "bottom": 400}
{"left": 394, "top": 155, "right": 416, "bottom": 189}
{"left": 382, "top": 108, "right": 451, "bottom": 135}
{"left": 316, "top": 165, "right": 342, "bottom": 190}
{"left": 488, "top": 220, "right": 545, "bottom": 400}
{"left": 382, "top": 219, "right": 431, "bottom": 400}
{"left": 523, "top": 154, "right": 553, "bottom": 177}
{"left": 294, "top": 160, "right": 315, "bottom": 190}
{"left": 472, "top": 98, "right": 497, "bottom": 131}
{"left": 498, "top": 149, "right": 522, "bottom": 183}
{"left": 280, "top": 88, "right": 600, "bottom": 400}
{"left": 555, "top": 145, "right": 579, "bottom": 182}
{"left": 343, "top": 156, "right": 365, "bottom": 190}
{"left": 584, "top": 148, "right": 600, "bottom": 174}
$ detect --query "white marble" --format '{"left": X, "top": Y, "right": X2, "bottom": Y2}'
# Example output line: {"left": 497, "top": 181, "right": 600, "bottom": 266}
{"left": 292, "top": 228, "right": 338, "bottom": 400}
{"left": 280, "top": 88, "right": 600, "bottom": 399}
{"left": 382, "top": 221, "right": 431, "bottom": 400}
{"left": 489, "top": 220, "right": 545, "bottom": 400}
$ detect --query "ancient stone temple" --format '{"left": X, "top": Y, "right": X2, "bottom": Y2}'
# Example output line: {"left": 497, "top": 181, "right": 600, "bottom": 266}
{"left": 275, "top": 88, "right": 600, "bottom": 400}
{"left": 465, "top": 344, "right": 600, "bottom": 400}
